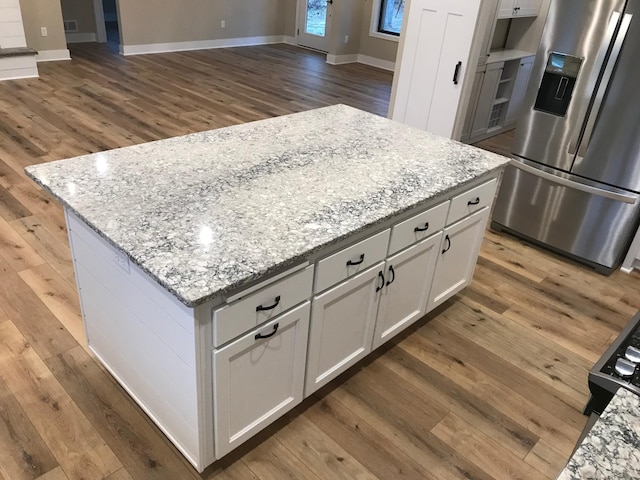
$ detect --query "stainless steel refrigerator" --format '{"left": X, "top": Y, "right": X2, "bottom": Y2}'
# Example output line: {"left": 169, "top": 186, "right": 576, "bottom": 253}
{"left": 492, "top": 0, "right": 640, "bottom": 274}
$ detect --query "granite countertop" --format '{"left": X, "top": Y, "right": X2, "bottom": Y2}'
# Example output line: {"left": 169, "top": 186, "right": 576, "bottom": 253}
{"left": 558, "top": 388, "right": 640, "bottom": 479}
{"left": 26, "top": 105, "right": 508, "bottom": 307}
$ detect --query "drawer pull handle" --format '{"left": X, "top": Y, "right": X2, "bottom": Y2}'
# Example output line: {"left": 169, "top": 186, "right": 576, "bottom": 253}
{"left": 467, "top": 197, "right": 480, "bottom": 206}
{"left": 255, "top": 323, "right": 279, "bottom": 340}
{"left": 376, "top": 271, "right": 385, "bottom": 292}
{"left": 414, "top": 222, "right": 430, "bottom": 233}
{"left": 347, "top": 254, "right": 365, "bottom": 266}
{"left": 256, "top": 296, "right": 281, "bottom": 312}
{"left": 442, "top": 235, "right": 451, "bottom": 254}
{"left": 386, "top": 265, "right": 396, "bottom": 286}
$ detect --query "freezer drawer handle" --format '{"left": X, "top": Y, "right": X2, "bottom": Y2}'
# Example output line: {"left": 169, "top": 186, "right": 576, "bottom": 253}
{"left": 255, "top": 323, "right": 279, "bottom": 340}
{"left": 453, "top": 61, "right": 462, "bottom": 85}
{"left": 510, "top": 160, "right": 637, "bottom": 204}
{"left": 442, "top": 235, "right": 452, "bottom": 254}
{"left": 414, "top": 222, "right": 429, "bottom": 232}
{"left": 256, "top": 296, "right": 281, "bottom": 312}
{"left": 467, "top": 197, "right": 480, "bottom": 206}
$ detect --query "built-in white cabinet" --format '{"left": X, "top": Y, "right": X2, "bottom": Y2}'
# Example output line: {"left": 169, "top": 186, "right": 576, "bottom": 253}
{"left": 428, "top": 208, "right": 490, "bottom": 310}
{"left": 305, "top": 264, "right": 383, "bottom": 396}
{"left": 498, "top": 0, "right": 542, "bottom": 18}
{"left": 213, "top": 302, "right": 310, "bottom": 458}
{"left": 505, "top": 56, "right": 535, "bottom": 125}
{"left": 390, "top": 0, "right": 483, "bottom": 137}
{"left": 470, "top": 62, "right": 505, "bottom": 141}
{"left": 373, "top": 232, "right": 443, "bottom": 349}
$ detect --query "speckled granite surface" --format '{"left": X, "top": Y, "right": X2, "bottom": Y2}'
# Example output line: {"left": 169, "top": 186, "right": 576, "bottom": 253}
{"left": 26, "top": 105, "right": 508, "bottom": 307}
{"left": 558, "top": 388, "right": 640, "bottom": 479}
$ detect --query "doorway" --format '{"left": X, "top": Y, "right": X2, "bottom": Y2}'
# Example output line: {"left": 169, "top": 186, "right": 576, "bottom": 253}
{"left": 297, "top": 0, "right": 331, "bottom": 52}
{"left": 92, "top": 0, "right": 120, "bottom": 47}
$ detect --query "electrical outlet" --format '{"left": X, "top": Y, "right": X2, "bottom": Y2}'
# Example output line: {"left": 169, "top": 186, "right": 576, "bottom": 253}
{"left": 40, "top": 26, "right": 48, "bottom": 37}
{"left": 344, "top": 35, "right": 349, "bottom": 43}
{"left": 221, "top": 20, "right": 226, "bottom": 28}
{"left": 115, "top": 251, "right": 130, "bottom": 274}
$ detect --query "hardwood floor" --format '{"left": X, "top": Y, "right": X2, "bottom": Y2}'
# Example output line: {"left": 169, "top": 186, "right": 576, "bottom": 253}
{"left": 0, "top": 42, "right": 639, "bottom": 480}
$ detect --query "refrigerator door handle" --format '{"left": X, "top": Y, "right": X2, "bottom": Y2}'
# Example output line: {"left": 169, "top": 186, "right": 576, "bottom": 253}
{"left": 568, "top": 11, "right": 621, "bottom": 156}
{"left": 510, "top": 160, "right": 638, "bottom": 204}
{"left": 576, "top": 13, "right": 633, "bottom": 160}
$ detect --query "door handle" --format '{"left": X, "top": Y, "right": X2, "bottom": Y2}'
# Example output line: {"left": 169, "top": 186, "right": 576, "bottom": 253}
{"left": 467, "top": 197, "right": 480, "bottom": 206}
{"left": 346, "top": 254, "right": 365, "bottom": 266}
{"left": 568, "top": 12, "right": 621, "bottom": 156}
{"left": 386, "top": 265, "right": 396, "bottom": 286}
{"left": 255, "top": 323, "right": 279, "bottom": 340}
{"left": 442, "top": 235, "right": 451, "bottom": 254}
{"left": 326, "top": 0, "right": 333, "bottom": 3}
{"left": 414, "top": 222, "right": 429, "bottom": 233}
{"left": 256, "top": 296, "right": 281, "bottom": 312}
{"left": 376, "top": 271, "right": 385, "bottom": 292}
{"left": 453, "top": 61, "right": 462, "bottom": 85}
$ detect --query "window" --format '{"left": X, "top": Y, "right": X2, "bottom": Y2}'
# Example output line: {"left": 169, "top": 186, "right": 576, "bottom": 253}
{"left": 376, "top": 0, "right": 404, "bottom": 37}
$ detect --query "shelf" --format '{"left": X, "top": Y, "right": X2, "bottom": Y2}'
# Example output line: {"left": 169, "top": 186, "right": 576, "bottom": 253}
{"left": 499, "top": 78, "right": 513, "bottom": 84}
{"left": 487, "top": 126, "right": 504, "bottom": 134}
{"left": 493, "top": 97, "right": 509, "bottom": 106}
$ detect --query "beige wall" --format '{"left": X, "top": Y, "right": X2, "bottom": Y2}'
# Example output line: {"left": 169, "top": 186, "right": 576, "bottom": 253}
{"left": 118, "top": 0, "right": 289, "bottom": 46}
{"left": 283, "top": 0, "right": 296, "bottom": 37}
{"left": 358, "top": 0, "right": 397, "bottom": 62}
{"left": 19, "top": 0, "right": 67, "bottom": 52}
{"left": 60, "top": 0, "right": 97, "bottom": 35}
{"left": 328, "top": 0, "right": 363, "bottom": 56}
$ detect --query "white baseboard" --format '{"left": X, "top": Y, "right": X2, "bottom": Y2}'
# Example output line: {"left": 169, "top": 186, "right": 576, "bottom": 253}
{"left": 0, "top": 67, "right": 38, "bottom": 81}
{"left": 66, "top": 32, "right": 97, "bottom": 43}
{"left": 357, "top": 54, "right": 395, "bottom": 71}
{"left": 326, "top": 53, "right": 359, "bottom": 65}
{"left": 283, "top": 35, "right": 296, "bottom": 46}
{"left": 121, "top": 35, "right": 286, "bottom": 56}
{"left": 36, "top": 49, "right": 71, "bottom": 62}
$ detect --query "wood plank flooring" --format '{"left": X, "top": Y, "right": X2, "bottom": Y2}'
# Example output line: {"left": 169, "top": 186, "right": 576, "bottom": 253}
{"left": 0, "top": 42, "right": 639, "bottom": 480}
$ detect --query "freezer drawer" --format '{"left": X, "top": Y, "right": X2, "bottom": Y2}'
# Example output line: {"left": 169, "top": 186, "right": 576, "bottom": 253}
{"left": 491, "top": 162, "right": 640, "bottom": 272}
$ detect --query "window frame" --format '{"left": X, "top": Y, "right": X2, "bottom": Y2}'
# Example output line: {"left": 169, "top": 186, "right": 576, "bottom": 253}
{"left": 369, "top": 0, "right": 403, "bottom": 42}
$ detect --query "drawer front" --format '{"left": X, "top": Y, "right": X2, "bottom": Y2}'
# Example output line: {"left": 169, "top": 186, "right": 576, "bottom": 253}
{"left": 213, "top": 266, "right": 313, "bottom": 347}
{"left": 314, "top": 229, "right": 390, "bottom": 293}
{"left": 446, "top": 179, "right": 497, "bottom": 225}
{"left": 388, "top": 201, "right": 449, "bottom": 255}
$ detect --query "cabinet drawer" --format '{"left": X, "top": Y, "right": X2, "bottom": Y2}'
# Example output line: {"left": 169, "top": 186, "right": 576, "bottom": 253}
{"left": 388, "top": 202, "right": 449, "bottom": 255}
{"left": 446, "top": 179, "right": 497, "bottom": 225}
{"left": 315, "top": 229, "right": 390, "bottom": 293}
{"left": 213, "top": 266, "right": 313, "bottom": 347}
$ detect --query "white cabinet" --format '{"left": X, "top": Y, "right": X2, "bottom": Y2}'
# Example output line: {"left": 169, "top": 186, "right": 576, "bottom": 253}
{"left": 305, "top": 264, "right": 383, "bottom": 396}
{"left": 213, "top": 302, "right": 310, "bottom": 458}
{"left": 470, "top": 62, "right": 504, "bottom": 140}
{"left": 390, "top": 0, "right": 483, "bottom": 137}
{"left": 505, "top": 55, "right": 535, "bottom": 125}
{"left": 428, "top": 208, "right": 490, "bottom": 311}
{"left": 373, "top": 233, "right": 442, "bottom": 349}
{"left": 498, "top": 0, "right": 541, "bottom": 18}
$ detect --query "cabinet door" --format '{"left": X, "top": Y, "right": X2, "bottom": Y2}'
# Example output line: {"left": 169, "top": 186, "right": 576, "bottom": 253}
{"left": 497, "top": 0, "right": 515, "bottom": 18}
{"left": 514, "top": 0, "right": 541, "bottom": 16}
{"left": 427, "top": 208, "right": 490, "bottom": 311}
{"left": 305, "top": 264, "right": 383, "bottom": 396}
{"left": 461, "top": 66, "right": 486, "bottom": 143}
{"left": 470, "top": 62, "right": 503, "bottom": 139}
{"left": 506, "top": 56, "right": 535, "bottom": 125}
{"left": 213, "top": 302, "right": 310, "bottom": 458}
{"left": 373, "top": 233, "right": 442, "bottom": 350}
{"left": 390, "top": 0, "right": 482, "bottom": 137}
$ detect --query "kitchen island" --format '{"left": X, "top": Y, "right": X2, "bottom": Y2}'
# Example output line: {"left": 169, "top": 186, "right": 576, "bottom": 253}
{"left": 26, "top": 105, "right": 509, "bottom": 471}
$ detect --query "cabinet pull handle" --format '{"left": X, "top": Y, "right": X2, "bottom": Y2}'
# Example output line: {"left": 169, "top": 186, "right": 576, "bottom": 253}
{"left": 256, "top": 296, "right": 281, "bottom": 312}
{"left": 414, "top": 222, "right": 429, "bottom": 233}
{"left": 255, "top": 323, "right": 279, "bottom": 340}
{"left": 376, "top": 271, "right": 385, "bottom": 292}
{"left": 453, "top": 61, "right": 462, "bottom": 85}
{"left": 347, "top": 254, "right": 365, "bottom": 266}
{"left": 386, "top": 265, "right": 396, "bottom": 286}
{"left": 442, "top": 235, "right": 451, "bottom": 254}
{"left": 467, "top": 197, "right": 480, "bottom": 206}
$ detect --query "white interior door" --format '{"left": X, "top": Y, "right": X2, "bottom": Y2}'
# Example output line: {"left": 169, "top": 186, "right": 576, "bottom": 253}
{"left": 297, "top": 0, "right": 331, "bottom": 52}
{"left": 390, "top": 0, "right": 482, "bottom": 138}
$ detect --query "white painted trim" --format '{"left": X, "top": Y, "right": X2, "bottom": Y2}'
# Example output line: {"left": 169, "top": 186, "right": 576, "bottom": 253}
{"left": 35, "top": 49, "right": 71, "bottom": 62}
{"left": 283, "top": 35, "right": 296, "bottom": 45}
{"left": 93, "top": 0, "right": 107, "bottom": 43}
{"left": 121, "top": 35, "right": 286, "bottom": 56}
{"left": 225, "top": 262, "right": 309, "bottom": 303}
{"left": 357, "top": 54, "right": 395, "bottom": 71}
{"left": 66, "top": 32, "right": 97, "bottom": 43}
{"left": 326, "top": 53, "right": 358, "bottom": 65}
{"left": 0, "top": 70, "right": 38, "bottom": 81}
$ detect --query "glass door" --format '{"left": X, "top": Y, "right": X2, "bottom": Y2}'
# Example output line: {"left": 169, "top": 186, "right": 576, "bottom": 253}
{"left": 297, "top": 0, "right": 331, "bottom": 52}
